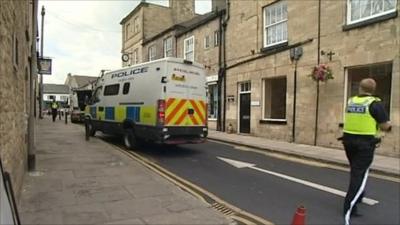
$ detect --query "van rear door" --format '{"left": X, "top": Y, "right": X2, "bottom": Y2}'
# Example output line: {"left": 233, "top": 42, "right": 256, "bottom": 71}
{"left": 165, "top": 60, "right": 206, "bottom": 127}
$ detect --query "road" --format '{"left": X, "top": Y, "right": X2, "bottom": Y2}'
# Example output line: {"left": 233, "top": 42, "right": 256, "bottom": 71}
{"left": 101, "top": 136, "right": 400, "bottom": 225}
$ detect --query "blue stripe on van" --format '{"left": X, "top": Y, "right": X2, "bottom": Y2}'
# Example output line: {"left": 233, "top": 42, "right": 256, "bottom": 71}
{"left": 105, "top": 107, "right": 115, "bottom": 120}
{"left": 127, "top": 107, "right": 140, "bottom": 122}
{"left": 90, "top": 107, "right": 96, "bottom": 118}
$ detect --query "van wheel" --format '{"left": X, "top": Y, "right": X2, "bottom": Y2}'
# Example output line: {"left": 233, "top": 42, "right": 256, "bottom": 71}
{"left": 124, "top": 129, "right": 137, "bottom": 150}
{"left": 85, "top": 120, "right": 96, "bottom": 137}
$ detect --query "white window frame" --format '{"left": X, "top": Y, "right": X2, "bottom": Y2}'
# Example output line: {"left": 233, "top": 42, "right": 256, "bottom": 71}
{"left": 347, "top": 0, "right": 397, "bottom": 25}
{"left": 262, "top": 77, "right": 287, "bottom": 121}
{"left": 148, "top": 45, "right": 156, "bottom": 61}
{"left": 125, "top": 23, "right": 130, "bottom": 40}
{"left": 263, "top": 1, "right": 288, "bottom": 48}
{"left": 214, "top": 30, "right": 219, "bottom": 47}
{"left": 133, "top": 49, "right": 138, "bottom": 65}
{"left": 204, "top": 35, "right": 210, "bottom": 49}
{"left": 163, "top": 37, "right": 173, "bottom": 57}
{"left": 134, "top": 17, "right": 140, "bottom": 33}
{"left": 183, "top": 36, "right": 194, "bottom": 61}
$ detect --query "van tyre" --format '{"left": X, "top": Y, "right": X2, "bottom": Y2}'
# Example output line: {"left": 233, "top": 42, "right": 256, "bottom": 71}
{"left": 124, "top": 129, "right": 137, "bottom": 150}
{"left": 85, "top": 120, "right": 96, "bottom": 139}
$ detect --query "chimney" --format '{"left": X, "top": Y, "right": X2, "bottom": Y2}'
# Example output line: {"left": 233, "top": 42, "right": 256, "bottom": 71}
{"left": 169, "top": 0, "right": 195, "bottom": 24}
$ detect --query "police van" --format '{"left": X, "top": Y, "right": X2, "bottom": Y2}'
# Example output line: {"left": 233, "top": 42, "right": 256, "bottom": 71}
{"left": 85, "top": 57, "right": 208, "bottom": 148}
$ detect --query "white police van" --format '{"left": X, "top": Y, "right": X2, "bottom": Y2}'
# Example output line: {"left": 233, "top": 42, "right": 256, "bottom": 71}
{"left": 85, "top": 57, "right": 208, "bottom": 148}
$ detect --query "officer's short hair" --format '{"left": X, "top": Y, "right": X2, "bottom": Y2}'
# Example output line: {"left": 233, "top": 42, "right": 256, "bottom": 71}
{"left": 360, "top": 78, "right": 376, "bottom": 94}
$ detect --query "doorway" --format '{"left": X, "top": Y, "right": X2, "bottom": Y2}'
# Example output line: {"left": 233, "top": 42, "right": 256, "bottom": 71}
{"left": 238, "top": 81, "right": 251, "bottom": 133}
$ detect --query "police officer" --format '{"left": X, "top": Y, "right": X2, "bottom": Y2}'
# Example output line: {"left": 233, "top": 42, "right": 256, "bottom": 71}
{"left": 51, "top": 99, "right": 59, "bottom": 122}
{"left": 342, "top": 78, "right": 391, "bottom": 225}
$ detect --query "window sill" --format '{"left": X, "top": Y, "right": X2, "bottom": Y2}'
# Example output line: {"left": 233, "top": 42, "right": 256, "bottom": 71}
{"left": 260, "top": 41, "right": 288, "bottom": 53}
{"left": 208, "top": 118, "right": 217, "bottom": 121}
{"left": 259, "top": 119, "right": 287, "bottom": 125}
{"left": 343, "top": 11, "right": 398, "bottom": 31}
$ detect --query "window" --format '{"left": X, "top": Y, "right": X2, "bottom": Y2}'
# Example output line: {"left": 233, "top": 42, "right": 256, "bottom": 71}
{"left": 347, "top": 0, "right": 397, "bottom": 24}
{"left": 148, "top": 45, "right": 156, "bottom": 61}
{"left": 263, "top": 77, "right": 287, "bottom": 120}
{"left": 60, "top": 96, "right": 68, "bottom": 102}
{"left": 123, "top": 82, "right": 130, "bottom": 95}
{"left": 184, "top": 36, "right": 194, "bottom": 61}
{"left": 133, "top": 49, "right": 138, "bottom": 64}
{"left": 214, "top": 30, "right": 219, "bottom": 47}
{"left": 104, "top": 84, "right": 120, "bottom": 96}
{"left": 93, "top": 86, "right": 102, "bottom": 102}
{"left": 164, "top": 37, "right": 173, "bottom": 57}
{"left": 240, "top": 81, "right": 251, "bottom": 93}
{"left": 125, "top": 23, "right": 130, "bottom": 40}
{"left": 347, "top": 62, "right": 392, "bottom": 118}
{"left": 263, "top": 1, "right": 288, "bottom": 47}
{"left": 134, "top": 17, "right": 140, "bottom": 33}
{"left": 208, "top": 84, "right": 218, "bottom": 119}
{"left": 204, "top": 35, "right": 210, "bottom": 49}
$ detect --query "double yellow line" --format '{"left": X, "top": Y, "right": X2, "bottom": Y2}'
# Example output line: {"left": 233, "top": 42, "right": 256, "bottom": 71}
{"left": 111, "top": 144, "right": 274, "bottom": 225}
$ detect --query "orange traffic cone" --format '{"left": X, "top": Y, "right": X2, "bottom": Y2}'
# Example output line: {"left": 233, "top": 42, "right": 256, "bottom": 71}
{"left": 291, "top": 205, "right": 306, "bottom": 225}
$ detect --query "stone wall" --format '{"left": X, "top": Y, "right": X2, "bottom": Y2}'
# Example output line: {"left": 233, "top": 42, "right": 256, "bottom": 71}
{"left": 142, "top": 30, "right": 176, "bottom": 62}
{"left": 0, "top": 0, "right": 35, "bottom": 199}
{"left": 224, "top": 1, "right": 400, "bottom": 156}
{"left": 176, "top": 16, "right": 222, "bottom": 130}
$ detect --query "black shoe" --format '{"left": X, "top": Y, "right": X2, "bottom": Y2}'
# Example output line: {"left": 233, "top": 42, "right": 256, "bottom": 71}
{"left": 351, "top": 207, "right": 362, "bottom": 217}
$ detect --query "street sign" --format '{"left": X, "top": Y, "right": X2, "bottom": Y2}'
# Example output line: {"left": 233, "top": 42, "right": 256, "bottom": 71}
{"left": 38, "top": 57, "right": 52, "bottom": 75}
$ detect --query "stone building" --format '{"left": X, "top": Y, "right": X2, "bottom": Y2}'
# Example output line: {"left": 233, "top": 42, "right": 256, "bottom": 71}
{"left": 174, "top": 11, "right": 226, "bottom": 130}
{"left": 223, "top": 0, "right": 399, "bottom": 157}
{"left": 120, "top": 0, "right": 197, "bottom": 67}
{"left": 0, "top": 0, "right": 38, "bottom": 199}
{"left": 120, "top": 0, "right": 399, "bottom": 157}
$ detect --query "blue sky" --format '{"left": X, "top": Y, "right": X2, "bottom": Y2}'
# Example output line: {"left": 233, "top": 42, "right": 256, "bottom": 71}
{"left": 39, "top": 0, "right": 211, "bottom": 84}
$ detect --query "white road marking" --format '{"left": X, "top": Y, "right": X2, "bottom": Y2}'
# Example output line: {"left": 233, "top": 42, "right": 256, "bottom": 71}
{"left": 217, "top": 157, "right": 379, "bottom": 206}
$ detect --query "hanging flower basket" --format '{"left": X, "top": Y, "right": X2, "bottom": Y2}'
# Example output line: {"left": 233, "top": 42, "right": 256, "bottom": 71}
{"left": 309, "top": 64, "right": 334, "bottom": 82}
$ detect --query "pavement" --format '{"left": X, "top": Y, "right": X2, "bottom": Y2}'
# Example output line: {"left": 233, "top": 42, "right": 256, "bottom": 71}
{"left": 207, "top": 130, "right": 400, "bottom": 177}
{"left": 19, "top": 117, "right": 231, "bottom": 225}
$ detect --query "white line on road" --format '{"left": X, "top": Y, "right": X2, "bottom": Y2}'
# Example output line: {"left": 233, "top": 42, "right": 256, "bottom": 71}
{"left": 217, "top": 157, "right": 379, "bottom": 206}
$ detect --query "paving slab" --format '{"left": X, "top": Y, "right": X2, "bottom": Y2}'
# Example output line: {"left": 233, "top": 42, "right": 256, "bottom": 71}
{"left": 19, "top": 118, "right": 231, "bottom": 224}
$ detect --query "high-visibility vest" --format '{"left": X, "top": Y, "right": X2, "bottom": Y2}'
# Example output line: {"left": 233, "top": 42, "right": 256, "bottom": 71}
{"left": 343, "top": 96, "right": 380, "bottom": 135}
{"left": 51, "top": 102, "right": 58, "bottom": 109}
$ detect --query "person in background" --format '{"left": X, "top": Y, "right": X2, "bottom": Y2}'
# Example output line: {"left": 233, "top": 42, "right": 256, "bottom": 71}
{"left": 51, "top": 99, "right": 59, "bottom": 122}
{"left": 341, "top": 78, "right": 391, "bottom": 225}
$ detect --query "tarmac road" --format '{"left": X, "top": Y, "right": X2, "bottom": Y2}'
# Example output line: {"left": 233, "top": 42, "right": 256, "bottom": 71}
{"left": 101, "top": 136, "right": 400, "bottom": 225}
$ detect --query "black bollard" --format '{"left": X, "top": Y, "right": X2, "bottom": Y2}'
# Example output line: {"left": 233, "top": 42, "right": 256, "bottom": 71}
{"left": 65, "top": 109, "right": 68, "bottom": 124}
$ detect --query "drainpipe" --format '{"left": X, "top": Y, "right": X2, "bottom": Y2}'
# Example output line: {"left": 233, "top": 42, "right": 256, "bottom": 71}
{"left": 217, "top": 11, "right": 223, "bottom": 131}
{"left": 221, "top": 0, "right": 230, "bottom": 132}
{"left": 28, "top": 0, "right": 38, "bottom": 171}
{"left": 314, "top": 0, "right": 321, "bottom": 146}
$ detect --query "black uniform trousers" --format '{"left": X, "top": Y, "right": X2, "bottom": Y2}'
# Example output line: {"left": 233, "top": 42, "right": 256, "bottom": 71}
{"left": 52, "top": 109, "right": 58, "bottom": 122}
{"left": 342, "top": 134, "right": 376, "bottom": 225}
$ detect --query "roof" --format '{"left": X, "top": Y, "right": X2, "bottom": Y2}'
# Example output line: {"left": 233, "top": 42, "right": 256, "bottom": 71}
{"left": 120, "top": 2, "right": 170, "bottom": 25}
{"left": 175, "top": 10, "right": 225, "bottom": 37}
{"left": 73, "top": 75, "right": 98, "bottom": 88}
{"left": 43, "top": 84, "right": 70, "bottom": 94}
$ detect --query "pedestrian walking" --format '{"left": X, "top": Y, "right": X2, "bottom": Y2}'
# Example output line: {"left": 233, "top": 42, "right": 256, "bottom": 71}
{"left": 51, "top": 99, "right": 59, "bottom": 122}
{"left": 341, "top": 78, "right": 391, "bottom": 225}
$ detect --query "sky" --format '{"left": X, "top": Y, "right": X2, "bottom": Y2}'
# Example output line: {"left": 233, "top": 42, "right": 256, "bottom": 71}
{"left": 39, "top": 0, "right": 211, "bottom": 84}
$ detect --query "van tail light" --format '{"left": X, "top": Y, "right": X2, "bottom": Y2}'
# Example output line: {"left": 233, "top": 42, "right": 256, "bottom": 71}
{"left": 205, "top": 103, "right": 208, "bottom": 126}
{"left": 157, "top": 99, "right": 165, "bottom": 125}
